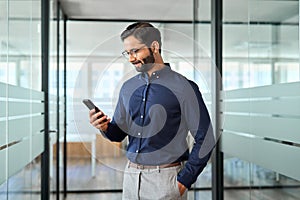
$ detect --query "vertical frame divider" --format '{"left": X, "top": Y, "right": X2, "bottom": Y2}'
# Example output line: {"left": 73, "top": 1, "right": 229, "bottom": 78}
{"left": 41, "top": 0, "right": 50, "bottom": 199}
{"left": 56, "top": 2, "right": 60, "bottom": 199}
{"left": 63, "top": 13, "right": 68, "bottom": 198}
{"left": 211, "top": 0, "right": 224, "bottom": 199}
{"left": 193, "top": 0, "right": 199, "bottom": 198}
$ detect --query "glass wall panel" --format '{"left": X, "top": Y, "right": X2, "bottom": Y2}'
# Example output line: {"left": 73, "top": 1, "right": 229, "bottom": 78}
{"left": 49, "top": 1, "right": 65, "bottom": 199}
{"left": 0, "top": 0, "right": 8, "bottom": 199}
{"left": 0, "top": 0, "right": 43, "bottom": 199}
{"left": 48, "top": 2, "right": 58, "bottom": 196}
{"left": 31, "top": 0, "right": 42, "bottom": 92}
{"left": 222, "top": 0, "right": 300, "bottom": 199}
{"left": 59, "top": 9, "right": 65, "bottom": 140}
{"left": 7, "top": 0, "right": 33, "bottom": 199}
{"left": 7, "top": 0, "right": 31, "bottom": 87}
{"left": 193, "top": 0, "right": 213, "bottom": 199}
{"left": 67, "top": 22, "right": 131, "bottom": 194}
{"left": 66, "top": 17, "right": 212, "bottom": 199}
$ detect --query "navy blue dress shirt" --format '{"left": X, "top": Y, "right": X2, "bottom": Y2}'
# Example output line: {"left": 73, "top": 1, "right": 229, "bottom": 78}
{"left": 101, "top": 64, "right": 214, "bottom": 188}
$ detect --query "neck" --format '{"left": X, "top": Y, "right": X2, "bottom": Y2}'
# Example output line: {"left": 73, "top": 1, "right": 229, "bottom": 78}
{"left": 147, "top": 54, "right": 164, "bottom": 77}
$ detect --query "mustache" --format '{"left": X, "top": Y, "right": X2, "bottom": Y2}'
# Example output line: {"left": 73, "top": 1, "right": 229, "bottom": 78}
{"left": 131, "top": 49, "right": 155, "bottom": 66}
{"left": 131, "top": 60, "right": 142, "bottom": 65}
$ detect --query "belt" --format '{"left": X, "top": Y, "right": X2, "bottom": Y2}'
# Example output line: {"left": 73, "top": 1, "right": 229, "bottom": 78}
{"left": 128, "top": 161, "right": 181, "bottom": 169}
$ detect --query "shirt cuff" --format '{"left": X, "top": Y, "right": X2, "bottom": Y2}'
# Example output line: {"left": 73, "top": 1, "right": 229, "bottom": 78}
{"left": 177, "top": 169, "right": 193, "bottom": 189}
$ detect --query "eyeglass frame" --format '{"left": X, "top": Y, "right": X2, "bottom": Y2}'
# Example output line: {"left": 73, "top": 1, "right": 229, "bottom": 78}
{"left": 121, "top": 45, "right": 148, "bottom": 59}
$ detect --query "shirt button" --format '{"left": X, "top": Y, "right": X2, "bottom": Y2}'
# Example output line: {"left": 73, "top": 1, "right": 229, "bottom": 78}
{"left": 141, "top": 115, "right": 143, "bottom": 118}
{"left": 142, "top": 98, "right": 145, "bottom": 101}
{"left": 136, "top": 150, "right": 139, "bottom": 153}
{"left": 153, "top": 72, "right": 156, "bottom": 75}
{"left": 156, "top": 76, "right": 159, "bottom": 79}
{"left": 138, "top": 132, "right": 141, "bottom": 136}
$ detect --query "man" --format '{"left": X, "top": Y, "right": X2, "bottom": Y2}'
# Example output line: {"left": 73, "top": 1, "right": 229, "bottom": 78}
{"left": 89, "top": 22, "right": 214, "bottom": 200}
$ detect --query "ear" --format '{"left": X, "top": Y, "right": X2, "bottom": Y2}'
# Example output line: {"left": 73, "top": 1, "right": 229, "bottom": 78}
{"left": 151, "top": 41, "right": 160, "bottom": 53}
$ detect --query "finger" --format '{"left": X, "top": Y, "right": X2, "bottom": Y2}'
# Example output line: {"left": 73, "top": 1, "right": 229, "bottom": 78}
{"left": 95, "top": 120, "right": 108, "bottom": 131}
{"left": 89, "top": 109, "right": 98, "bottom": 124}
{"left": 89, "top": 112, "right": 98, "bottom": 124}
{"left": 99, "top": 114, "right": 108, "bottom": 122}
{"left": 91, "top": 117, "right": 106, "bottom": 128}
{"left": 91, "top": 111, "right": 103, "bottom": 123}
{"left": 91, "top": 120, "right": 101, "bottom": 127}
{"left": 89, "top": 108, "right": 96, "bottom": 117}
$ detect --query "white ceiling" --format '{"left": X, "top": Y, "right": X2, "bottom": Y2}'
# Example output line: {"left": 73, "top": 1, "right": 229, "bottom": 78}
{"left": 60, "top": 0, "right": 195, "bottom": 21}
{"left": 60, "top": 0, "right": 299, "bottom": 22}
{"left": 60, "top": 0, "right": 299, "bottom": 60}
{"left": 1, "top": 0, "right": 299, "bottom": 60}
{"left": 60, "top": 0, "right": 201, "bottom": 59}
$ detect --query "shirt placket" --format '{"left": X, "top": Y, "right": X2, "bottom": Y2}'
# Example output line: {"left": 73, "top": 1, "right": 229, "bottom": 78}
{"left": 135, "top": 79, "right": 150, "bottom": 154}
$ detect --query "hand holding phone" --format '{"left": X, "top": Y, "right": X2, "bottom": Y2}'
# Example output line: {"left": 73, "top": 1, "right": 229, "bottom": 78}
{"left": 82, "top": 99, "right": 107, "bottom": 122}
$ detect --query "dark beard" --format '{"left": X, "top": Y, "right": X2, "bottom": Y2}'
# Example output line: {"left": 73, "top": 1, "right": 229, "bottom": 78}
{"left": 135, "top": 48, "right": 155, "bottom": 73}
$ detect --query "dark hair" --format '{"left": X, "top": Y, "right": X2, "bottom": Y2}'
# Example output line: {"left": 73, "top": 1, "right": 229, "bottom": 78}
{"left": 120, "top": 22, "right": 162, "bottom": 53}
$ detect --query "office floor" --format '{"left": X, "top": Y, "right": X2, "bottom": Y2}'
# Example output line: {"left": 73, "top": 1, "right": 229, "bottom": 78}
{"left": 48, "top": 156, "right": 300, "bottom": 200}
{"left": 1, "top": 156, "right": 300, "bottom": 200}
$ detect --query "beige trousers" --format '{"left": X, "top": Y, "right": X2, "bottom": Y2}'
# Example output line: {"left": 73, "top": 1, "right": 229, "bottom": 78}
{"left": 122, "top": 162, "right": 188, "bottom": 200}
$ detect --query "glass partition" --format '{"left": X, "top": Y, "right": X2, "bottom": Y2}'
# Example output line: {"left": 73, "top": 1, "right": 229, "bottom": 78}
{"left": 49, "top": 1, "right": 58, "bottom": 196}
{"left": 0, "top": 0, "right": 43, "bottom": 199}
{"left": 193, "top": 0, "right": 213, "bottom": 199}
{"left": 222, "top": 0, "right": 300, "bottom": 199}
{"left": 65, "top": 17, "right": 213, "bottom": 199}
{"left": 49, "top": 0, "right": 66, "bottom": 198}
{"left": 0, "top": 0, "right": 8, "bottom": 198}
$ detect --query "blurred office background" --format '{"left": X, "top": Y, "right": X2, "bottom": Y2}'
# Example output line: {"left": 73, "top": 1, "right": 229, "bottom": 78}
{"left": 0, "top": 0, "right": 299, "bottom": 199}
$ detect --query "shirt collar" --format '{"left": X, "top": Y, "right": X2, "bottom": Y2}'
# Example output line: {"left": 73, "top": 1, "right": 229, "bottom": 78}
{"left": 139, "top": 63, "right": 171, "bottom": 80}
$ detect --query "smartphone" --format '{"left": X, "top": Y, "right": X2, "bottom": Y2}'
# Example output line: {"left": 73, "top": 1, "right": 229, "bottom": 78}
{"left": 82, "top": 99, "right": 107, "bottom": 122}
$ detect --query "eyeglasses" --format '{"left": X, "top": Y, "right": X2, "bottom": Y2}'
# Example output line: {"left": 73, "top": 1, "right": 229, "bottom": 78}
{"left": 121, "top": 45, "right": 147, "bottom": 59}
